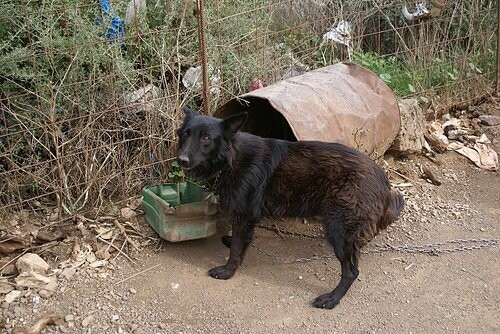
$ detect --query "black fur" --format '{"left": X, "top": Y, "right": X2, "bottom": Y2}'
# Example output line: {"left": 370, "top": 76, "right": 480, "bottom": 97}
{"left": 176, "top": 106, "right": 405, "bottom": 309}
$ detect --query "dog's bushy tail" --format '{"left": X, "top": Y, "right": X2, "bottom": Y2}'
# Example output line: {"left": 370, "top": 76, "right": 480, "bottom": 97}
{"left": 378, "top": 189, "right": 405, "bottom": 231}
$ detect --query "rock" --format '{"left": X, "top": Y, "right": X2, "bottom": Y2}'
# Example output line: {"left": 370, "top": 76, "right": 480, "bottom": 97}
{"left": 15, "top": 272, "right": 57, "bottom": 288}
{"left": 39, "top": 289, "right": 55, "bottom": 299}
{"left": 0, "top": 263, "right": 18, "bottom": 275}
{"left": 121, "top": 207, "right": 137, "bottom": 219}
{"left": 421, "top": 166, "right": 442, "bottom": 186}
{"left": 64, "top": 314, "right": 75, "bottom": 322}
{"left": 129, "top": 288, "right": 137, "bottom": 294}
{"left": 16, "top": 253, "right": 50, "bottom": 275}
{"left": 4, "top": 290, "right": 21, "bottom": 303}
{"left": 0, "top": 236, "right": 28, "bottom": 255}
{"left": 81, "top": 315, "right": 94, "bottom": 327}
{"left": 470, "top": 110, "right": 481, "bottom": 118}
{"left": 391, "top": 98, "right": 426, "bottom": 154}
{"left": 59, "top": 267, "right": 77, "bottom": 281}
{"left": 35, "top": 230, "right": 65, "bottom": 243}
{"left": 424, "top": 132, "right": 448, "bottom": 153}
{"left": 43, "top": 280, "right": 58, "bottom": 292}
{"left": 0, "top": 282, "right": 13, "bottom": 294}
{"left": 479, "top": 115, "right": 500, "bottom": 126}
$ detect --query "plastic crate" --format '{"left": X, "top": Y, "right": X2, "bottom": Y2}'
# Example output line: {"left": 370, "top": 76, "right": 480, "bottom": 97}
{"left": 142, "top": 181, "right": 218, "bottom": 242}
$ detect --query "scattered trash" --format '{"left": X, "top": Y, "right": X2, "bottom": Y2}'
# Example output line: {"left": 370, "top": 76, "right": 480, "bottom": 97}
{"left": 125, "top": 84, "right": 161, "bottom": 104}
{"left": 182, "top": 65, "right": 221, "bottom": 97}
{"left": 321, "top": 20, "right": 352, "bottom": 58}
{"left": 124, "top": 0, "right": 147, "bottom": 25}
{"left": 98, "top": 0, "right": 125, "bottom": 44}
{"left": 250, "top": 78, "right": 263, "bottom": 91}
{"left": 424, "top": 115, "right": 498, "bottom": 171}
{"left": 447, "top": 141, "right": 464, "bottom": 150}
{"left": 402, "top": 3, "right": 430, "bottom": 21}
{"left": 456, "top": 143, "right": 498, "bottom": 171}
{"left": 170, "top": 282, "right": 179, "bottom": 290}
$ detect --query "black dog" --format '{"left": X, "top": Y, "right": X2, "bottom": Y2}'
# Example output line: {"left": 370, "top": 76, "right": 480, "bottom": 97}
{"left": 176, "top": 106, "right": 404, "bottom": 309}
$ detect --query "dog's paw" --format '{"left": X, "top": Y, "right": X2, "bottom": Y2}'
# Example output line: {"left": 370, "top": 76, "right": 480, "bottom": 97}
{"left": 208, "top": 265, "right": 235, "bottom": 280}
{"left": 312, "top": 293, "right": 340, "bottom": 309}
{"left": 221, "top": 235, "right": 232, "bottom": 248}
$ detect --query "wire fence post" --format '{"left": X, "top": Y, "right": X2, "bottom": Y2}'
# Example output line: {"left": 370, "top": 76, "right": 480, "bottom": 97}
{"left": 496, "top": 0, "right": 500, "bottom": 92}
{"left": 196, "top": 0, "right": 210, "bottom": 114}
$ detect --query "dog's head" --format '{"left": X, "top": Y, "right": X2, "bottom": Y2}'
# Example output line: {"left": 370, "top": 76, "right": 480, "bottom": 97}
{"left": 176, "top": 106, "right": 247, "bottom": 176}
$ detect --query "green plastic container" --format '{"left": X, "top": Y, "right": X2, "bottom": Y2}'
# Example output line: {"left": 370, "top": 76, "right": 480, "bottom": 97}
{"left": 142, "top": 181, "right": 218, "bottom": 242}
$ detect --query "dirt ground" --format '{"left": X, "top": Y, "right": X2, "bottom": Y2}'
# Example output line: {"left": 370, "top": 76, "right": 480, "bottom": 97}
{"left": 1, "top": 102, "right": 499, "bottom": 333}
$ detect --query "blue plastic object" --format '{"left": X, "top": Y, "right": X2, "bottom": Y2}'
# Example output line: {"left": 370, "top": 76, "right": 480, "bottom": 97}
{"left": 98, "top": 0, "right": 125, "bottom": 44}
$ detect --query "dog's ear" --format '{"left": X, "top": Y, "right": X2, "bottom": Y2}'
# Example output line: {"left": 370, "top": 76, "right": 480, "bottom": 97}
{"left": 222, "top": 112, "right": 247, "bottom": 135}
{"left": 182, "top": 106, "right": 199, "bottom": 119}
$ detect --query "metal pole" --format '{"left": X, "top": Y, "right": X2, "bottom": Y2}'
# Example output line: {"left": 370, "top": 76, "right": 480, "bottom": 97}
{"left": 196, "top": 0, "right": 210, "bottom": 114}
{"left": 497, "top": 0, "right": 500, "bottom": 92}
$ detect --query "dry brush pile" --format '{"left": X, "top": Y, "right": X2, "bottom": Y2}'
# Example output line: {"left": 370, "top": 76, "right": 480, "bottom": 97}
{"left": 0, "top": 0, "right": 496, "bottom": 217}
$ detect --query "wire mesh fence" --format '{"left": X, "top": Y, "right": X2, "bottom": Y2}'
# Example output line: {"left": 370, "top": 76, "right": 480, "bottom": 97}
{"left": 0, "top": 0, "right": 498, "bottom": 217}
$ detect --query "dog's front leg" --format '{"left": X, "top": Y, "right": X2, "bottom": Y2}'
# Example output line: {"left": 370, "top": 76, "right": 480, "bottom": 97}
{"left": 209, "top": 215, "right": 255, "bottom": 280}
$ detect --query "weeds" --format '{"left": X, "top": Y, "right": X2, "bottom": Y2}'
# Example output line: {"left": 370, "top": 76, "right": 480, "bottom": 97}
{"left": 0, "top": 0, "right": 496, "bottom": 214}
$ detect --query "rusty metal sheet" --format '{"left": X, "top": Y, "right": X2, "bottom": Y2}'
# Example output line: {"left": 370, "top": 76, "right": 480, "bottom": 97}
{"left": 215, "top": 62, "right": 401, "bottom": 157}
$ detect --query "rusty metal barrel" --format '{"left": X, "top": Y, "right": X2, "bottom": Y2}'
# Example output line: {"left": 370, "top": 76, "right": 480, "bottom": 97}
{"left": 215, "top": 62, "right": 401, "bottom": 157}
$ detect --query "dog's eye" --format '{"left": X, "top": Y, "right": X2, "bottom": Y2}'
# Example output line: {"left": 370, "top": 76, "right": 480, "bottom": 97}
{"left": 201, "top": 134, "right": 211, "bottom": 143}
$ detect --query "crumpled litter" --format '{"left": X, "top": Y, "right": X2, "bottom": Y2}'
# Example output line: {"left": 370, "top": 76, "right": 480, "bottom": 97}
{"left": 182, "top": 65, "right": 221, "bottom": 97}
{"left": 456, "top": 142, "right": 498, "bottom": 171}
{"left": 427, "top": 117, "right": 498, "bottom": 172}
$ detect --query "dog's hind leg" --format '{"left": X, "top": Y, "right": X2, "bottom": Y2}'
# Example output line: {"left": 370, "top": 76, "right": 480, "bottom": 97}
{"left": 313, "top": 215, "right": 360, "bottom": 309}
{"left": 209, "top": 216, "right": 256, "bottom": 280}
{"left": 221, "top": 235, "right": 232, "bottom": 248}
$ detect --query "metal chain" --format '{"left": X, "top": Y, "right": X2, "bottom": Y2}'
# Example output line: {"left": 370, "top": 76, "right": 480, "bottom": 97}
{"left": 253, "top": 225, "right": 499, "bottom": 263}
{"left": 364, "top": 238, "right": 499, "bottom": 256}
{"left": 256, "top": 223, "right": 324, "bottom": 239}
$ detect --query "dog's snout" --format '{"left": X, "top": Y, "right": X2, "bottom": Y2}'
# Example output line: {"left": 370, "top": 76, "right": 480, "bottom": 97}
{"left": 178, "top": 155, "right": 190, "bottom": 168}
